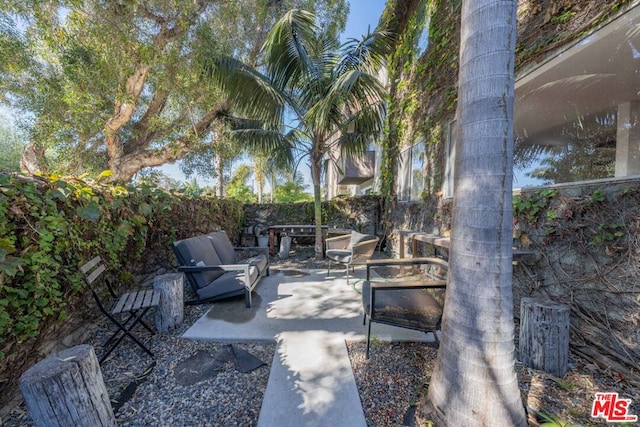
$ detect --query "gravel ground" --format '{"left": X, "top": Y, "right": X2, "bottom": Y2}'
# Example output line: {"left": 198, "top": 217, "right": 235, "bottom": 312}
{"left": 348, "top": 341, "right": 438, "bottom": 427}
{"left": 4, "top": 300, "right": 275, "bottom": 427}
{"left": 4, "top": 246, "right": 639, "bottom": 426}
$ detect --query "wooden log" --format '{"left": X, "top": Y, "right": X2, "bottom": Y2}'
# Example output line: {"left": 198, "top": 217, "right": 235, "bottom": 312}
{"left": 154, "top": 273, "right": 184, "bottom": 332}
{"left": 572, "top": 345, "right": 640, "bottom": 388}
{"left": 19, "top": 344, "right": 115, "bottom": 427}
{"left": 519, "top": 298, "right": 570, "bottom": 377}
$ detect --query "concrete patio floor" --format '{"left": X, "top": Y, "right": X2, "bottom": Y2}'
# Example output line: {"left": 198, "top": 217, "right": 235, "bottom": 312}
{"left": 182, "top": 267, "right": 436, "bottom": 342}
{"left": 182, "top": 267, "right": 436, "bottom": 427}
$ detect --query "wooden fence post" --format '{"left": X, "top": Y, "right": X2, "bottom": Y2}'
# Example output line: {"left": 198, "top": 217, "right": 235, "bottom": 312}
{"left": 519, "top": 298, "right": 570, "bottom": 377}
{"left": 19, "top": 344, "right": 115, "bottom": 427}
{"left": 154, "top": 273, "right": 184, "bottom": 332}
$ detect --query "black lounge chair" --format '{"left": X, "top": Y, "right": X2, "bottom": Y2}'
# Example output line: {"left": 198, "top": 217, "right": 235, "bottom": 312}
{"left": 362, "top": 257, "right": 449, "bottom": 358}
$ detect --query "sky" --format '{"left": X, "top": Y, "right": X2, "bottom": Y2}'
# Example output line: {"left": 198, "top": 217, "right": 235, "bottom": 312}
{"left": 342, "top": 0, "right": 387, "bottom": 42}
{"left": 161, "top": 0, "right": 388, "bottom": 189}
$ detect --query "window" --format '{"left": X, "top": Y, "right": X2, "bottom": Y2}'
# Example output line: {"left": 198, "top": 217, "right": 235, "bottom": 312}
{"left": 398, "top": 141, "right": 425, "bottom": 201}
{"left": 444, "top": 5, "right": 640, "bottom": 194}
{"left": 415, "top": 15, "right": 430, "bottom": 56}
{"left": 513, "top": 5, "right": 640, "bottom": 187}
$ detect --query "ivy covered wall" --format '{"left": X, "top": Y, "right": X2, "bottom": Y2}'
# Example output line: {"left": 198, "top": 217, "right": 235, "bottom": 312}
{"left": 381, "top": 0, "right": 633, "bottom": 207}
{"left": 378, "top": 0, "right": 640, "bottom": 385}
{"left": 0, "top": 173, "right": 244, "bottom": 406}
{"left": 379, "top": 0, "right": 459, "bottom": 206}
{"left": 376, "top": 0, "right": 427, "bottom": 239}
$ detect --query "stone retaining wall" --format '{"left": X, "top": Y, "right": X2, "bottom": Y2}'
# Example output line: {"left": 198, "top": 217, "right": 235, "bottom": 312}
{"left": 243, "top": 196, "right": 382, "bottom": 237}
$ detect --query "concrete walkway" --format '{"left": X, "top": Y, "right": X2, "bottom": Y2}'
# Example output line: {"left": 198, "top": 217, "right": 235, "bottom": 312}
{"left": 182, "top": 268, "right": 435, "bottom": 426}
{"left": 258, "top": 331, "right": 365, "bottom": 427}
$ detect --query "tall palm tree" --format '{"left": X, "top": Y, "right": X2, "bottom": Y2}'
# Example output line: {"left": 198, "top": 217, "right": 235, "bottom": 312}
{"left": 426, "top": 0, "right": 528, "bottom": 425}
{"left": 205, "top": 9, "right": 389, "bottom": 258}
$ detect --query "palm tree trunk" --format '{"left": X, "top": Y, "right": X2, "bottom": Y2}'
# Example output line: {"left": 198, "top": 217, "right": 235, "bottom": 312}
{"left": 253, "top": 155, "right": 266, "bottom": 204}
{"left": 269, "top": 171, "right": 276, "bottom": 203}
{"left": 311, "top": 152, "right": 324, "bottom": 260}
{"left": 426, "top": 1, "right": 527, "bottom": 425}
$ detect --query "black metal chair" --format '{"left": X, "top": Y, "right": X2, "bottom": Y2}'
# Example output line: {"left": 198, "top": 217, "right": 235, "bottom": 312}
{"left": 362, "top": 257, "right": 448, "bottom": 358}
{"left": 80, "top": 256, "right": 160, "bottom": 364}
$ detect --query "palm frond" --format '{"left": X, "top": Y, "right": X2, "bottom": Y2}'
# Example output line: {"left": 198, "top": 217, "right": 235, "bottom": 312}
{"left": 304, "top": 33, "right": 340, "bottom": 102}
{"left": 261, "top": 9, "right": 318, "bottom": 92}
{"left": 331, "top": 69, "right": 386, "bottom": 105}
{"left": 228, "top": 127, "right": 284, "bottom": 149}
{"left": 304, "top": 68, "right": 385, "bottom": 135}
{"left": 336, "top": 99, "right": 386, "bottom": 153}
{"left": 514, "top": 138, "right": 562, "bottom": 169}
{"left": 337, "top": 29, "right": 393, "bottom": 75}
{"left": 226, "top": 122, "right": 311, "bottom": 169}
{"left": 203, "top": 55, "right": 285, "bottom": 126}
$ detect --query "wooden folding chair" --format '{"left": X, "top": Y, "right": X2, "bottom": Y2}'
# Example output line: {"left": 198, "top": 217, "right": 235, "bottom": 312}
{"left": 80, "top": 256, "right": 160, "bottom": 364}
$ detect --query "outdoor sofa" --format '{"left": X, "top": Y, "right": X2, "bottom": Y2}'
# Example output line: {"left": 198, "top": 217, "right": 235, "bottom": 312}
{"left": 171, "top": 231, "right": 269, "bottom": 307}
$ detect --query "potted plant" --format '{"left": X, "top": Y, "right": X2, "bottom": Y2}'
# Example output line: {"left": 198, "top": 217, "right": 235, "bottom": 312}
{"left": 254, "top": 225, "right": 270, "bottom": 248}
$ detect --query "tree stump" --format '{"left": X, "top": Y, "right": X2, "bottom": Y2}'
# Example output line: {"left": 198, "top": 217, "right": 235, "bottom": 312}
{"left": 154, "top": 273, "right": 184, "bottom": 332}
{"left": 19, "top": 344, "right": 115, "bottom": 427}
{"left": 519, "top": 298, "right": 570, "bottom": 377}
{"left": 279, "top": 236, "right": 292, "bottom": 259}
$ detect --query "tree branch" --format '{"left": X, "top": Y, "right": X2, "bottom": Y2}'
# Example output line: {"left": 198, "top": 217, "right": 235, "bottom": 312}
{"left": 110, "top": 101, "right": 228, "bottom": 181}
{"left": 105, "top": 64, "right": 150, "bottom": 159}
{"left": 134, "top": 89, "right": 170, "bottom": 145}
{"left": 144, "top": 0, "right": 207, "bottom": 50}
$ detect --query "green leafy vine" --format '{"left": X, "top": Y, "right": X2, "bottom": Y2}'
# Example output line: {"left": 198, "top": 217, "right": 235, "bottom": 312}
{"left": 0, "top": 172, "right": 243, "bottom": 359}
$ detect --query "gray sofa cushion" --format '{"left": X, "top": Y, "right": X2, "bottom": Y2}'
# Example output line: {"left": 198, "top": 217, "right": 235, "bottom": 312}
{"left": 209, "top": 231, "right": 267, "bottom": 274}
{"left": 348, "top": 231, "right": 375, "bottom": 250}
{"left": 196, "top": 265, "right": 260, "bottom": 299}
{"left": 241, "top": 254, "right": 268, "bottom": 274}
{"left": 207, "top": 231, "right": 237, "bottom": 265}
{"left": 174, "top": 235, "right": 224, "bottom": 288}
{"left": 196, "top": 271, "right": 246, "bottom": 300}
{"left": 326, "top": 249, "right": 353, "bottom": 264}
